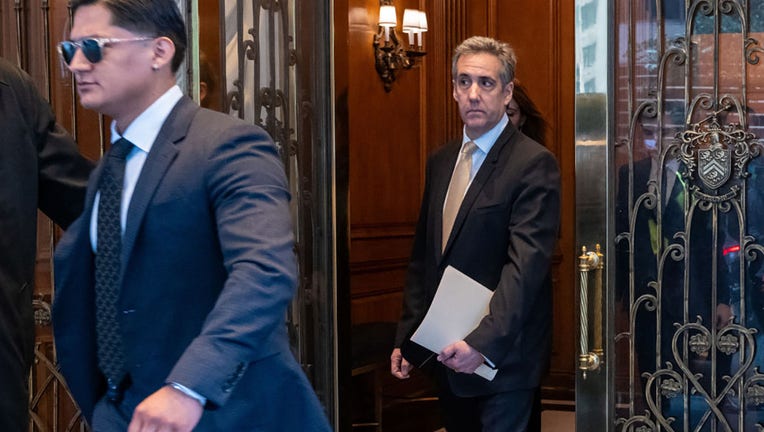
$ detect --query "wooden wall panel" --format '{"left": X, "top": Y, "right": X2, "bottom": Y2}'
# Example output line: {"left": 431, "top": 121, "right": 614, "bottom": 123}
{"left": 424, "top": 0, "right": 467, "bottom": 151}
{"left": 346, "top": 0, "right": 426, "bottom": 325}
{"left": 198, "top": 1, "right": 221, "bottom": 112}
{"left": 351, "top": 291, "right": 404, "bottom": 323}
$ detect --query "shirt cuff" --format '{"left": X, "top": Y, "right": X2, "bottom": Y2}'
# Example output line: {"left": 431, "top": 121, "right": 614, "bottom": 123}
{"left": 168, "top": 382, "right": 207, "bottom": 407}
{"left": 481, "top": 354, "right": 496, "bottom": 369}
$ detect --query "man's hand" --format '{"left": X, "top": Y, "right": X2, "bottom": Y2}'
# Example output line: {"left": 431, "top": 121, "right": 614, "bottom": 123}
{"left": 437, "top": 341, "right": 484, "bottom": 374}
{"left": 127, "top": 385, "right": 203, "bottom": 432}
{"left": 390, "top": 348, "right": 413, "bottom": 379}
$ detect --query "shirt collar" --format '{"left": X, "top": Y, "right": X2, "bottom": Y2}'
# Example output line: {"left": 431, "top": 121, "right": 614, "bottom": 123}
{"left": 110, "top": 85, "right": 184, "bottom": 153}
{"left": 462, "top": 113, "right": 510, "bottom": 154}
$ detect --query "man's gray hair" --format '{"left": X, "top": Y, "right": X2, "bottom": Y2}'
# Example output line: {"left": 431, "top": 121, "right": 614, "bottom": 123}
{"left": 452, "top": 36, "right": 517, "bottom": 86}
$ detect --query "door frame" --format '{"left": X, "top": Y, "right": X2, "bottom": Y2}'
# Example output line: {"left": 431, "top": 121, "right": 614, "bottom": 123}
{"left": 575, "top": 0, "right": 614, "bottom": 429}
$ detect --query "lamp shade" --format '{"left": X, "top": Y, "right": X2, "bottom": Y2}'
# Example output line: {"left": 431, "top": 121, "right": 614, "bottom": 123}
{"left": 419, "top": 11, "right": 428, "bottom": 32}
{"left": 402, "top": 9, "right": 420, "bottom": 33}
{"left": 378, "top": 5, "right": 397, "bottom": 27}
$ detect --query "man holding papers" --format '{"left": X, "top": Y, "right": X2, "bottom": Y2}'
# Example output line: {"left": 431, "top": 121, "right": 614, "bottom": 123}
{"left": 390, "top": 36, "right": 561, "bottom": 431}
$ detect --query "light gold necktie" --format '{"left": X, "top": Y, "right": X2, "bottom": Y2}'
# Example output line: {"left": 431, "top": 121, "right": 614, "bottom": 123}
{"left": 442, "top": 141, "right": 477, "bottom": 251}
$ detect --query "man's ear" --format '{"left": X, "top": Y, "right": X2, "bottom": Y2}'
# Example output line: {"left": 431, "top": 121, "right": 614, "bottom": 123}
{"left": 452, "top": 81, "right": 458, "bottom": 102}
{"left": 199, "top": 82, "right": 209, "bottom": 106}
{"left": 152, "top": 37, "right": 176, "bottom": 71}
{"left": 503, "top": 80, "right": 514, "bottom": 106}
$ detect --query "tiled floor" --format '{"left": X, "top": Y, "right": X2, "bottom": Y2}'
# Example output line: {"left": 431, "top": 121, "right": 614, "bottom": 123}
{"left": 430, "top": 409, "right": 575, "bottom": 432}
{"left": 541, "top": 410, "right": 575, "bottom": 432}
{"left": 380, "top": 394, "right": 576, "bottom": 431}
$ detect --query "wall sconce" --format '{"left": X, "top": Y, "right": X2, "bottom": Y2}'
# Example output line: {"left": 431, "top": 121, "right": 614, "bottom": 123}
{"left": 373, "top": 1, "right": 428, "bottom": 92}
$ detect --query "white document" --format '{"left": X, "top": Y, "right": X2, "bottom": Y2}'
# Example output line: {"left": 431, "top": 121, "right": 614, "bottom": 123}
{"left": 410, "top": 265, "right": 498, "bottom": 381}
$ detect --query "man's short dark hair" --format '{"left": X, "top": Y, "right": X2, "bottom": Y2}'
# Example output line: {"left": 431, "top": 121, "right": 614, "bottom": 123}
{"left": 71, "top": 0, "right": 187, "bottom": 73}
{"left": 452, "top": 36, "right": 516, "bottom": 87}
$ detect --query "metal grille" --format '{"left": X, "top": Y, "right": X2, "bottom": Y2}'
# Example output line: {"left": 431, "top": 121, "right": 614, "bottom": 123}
{"left": 614, "top": 1, "right": 764, "bottom": 430}
{"left": 219, "top": 0, "right": 334, "bottom": 415}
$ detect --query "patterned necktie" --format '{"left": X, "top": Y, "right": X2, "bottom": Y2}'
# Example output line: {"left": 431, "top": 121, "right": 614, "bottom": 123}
{"left": 442, "top": 141, "right": 477, "bottom": 251}
{"left": 95, "top": 137, "right": 133, "bottom": 385}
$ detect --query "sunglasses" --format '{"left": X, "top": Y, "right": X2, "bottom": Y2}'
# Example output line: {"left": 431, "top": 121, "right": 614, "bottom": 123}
{"left": 57, "top": 37, "right": 153, "bottom": 65}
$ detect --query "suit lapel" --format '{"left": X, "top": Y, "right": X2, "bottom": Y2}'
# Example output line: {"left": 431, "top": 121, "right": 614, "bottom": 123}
{"left": 441, "top": 123, "right": 515, "bottom": 256}
{"left": 120, "top": 97, "right": 197, "bottom": 268}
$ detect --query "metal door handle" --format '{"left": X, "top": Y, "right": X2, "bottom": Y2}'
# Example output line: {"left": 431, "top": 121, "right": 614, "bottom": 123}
{"left": 579, "top": 244, "right": 604, "bottom": 378}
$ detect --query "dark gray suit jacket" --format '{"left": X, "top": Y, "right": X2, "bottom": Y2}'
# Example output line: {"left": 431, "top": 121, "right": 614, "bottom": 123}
{"left": 53, "top": 97, "right": 330, "bottom": 430}
{"left": 395, "top": 122, "right": 561, "bottom": 397}
{"left": 0, "top": 57, "right": 92, "bottom": 432}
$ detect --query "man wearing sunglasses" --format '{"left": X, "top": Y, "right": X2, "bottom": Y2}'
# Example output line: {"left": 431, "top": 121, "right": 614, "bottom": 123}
{"left": 52, "top": 1, "right": 331, "bottom": 431}
{"left": 0, "top": 57, "right": 92, "bottom": 432}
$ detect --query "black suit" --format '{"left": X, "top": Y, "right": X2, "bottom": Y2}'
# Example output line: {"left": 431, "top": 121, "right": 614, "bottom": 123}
{"left": 395, "top": 122, "right": 560, "bottom": 427}
{"left": 0, "top": 57, "right": 93, "bottom": 431}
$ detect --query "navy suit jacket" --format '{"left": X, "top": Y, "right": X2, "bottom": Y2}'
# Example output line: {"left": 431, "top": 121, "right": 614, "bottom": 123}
{"left": 53, "top": 97, "right": 330, "bottom": 430}
{"left": 395, "top": 122, "right": 561, "bottom": 397}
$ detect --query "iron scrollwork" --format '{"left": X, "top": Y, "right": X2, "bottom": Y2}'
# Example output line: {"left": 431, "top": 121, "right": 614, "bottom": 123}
{"left": 32, "top": 297, "right": 51, "bottom": 327}
{"left": 225, "top": 0, "right": 293, "bottom": 163}
{"left": 615, "top": 0, "right": 764, "bottom": 430}
{"left": 222, "top": 0, "right": 326, "bottom": 386}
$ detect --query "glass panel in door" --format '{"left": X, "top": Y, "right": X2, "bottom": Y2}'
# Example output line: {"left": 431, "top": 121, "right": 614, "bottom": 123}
{"left": 576, "top": 0, "right": 764, "bottom": 430}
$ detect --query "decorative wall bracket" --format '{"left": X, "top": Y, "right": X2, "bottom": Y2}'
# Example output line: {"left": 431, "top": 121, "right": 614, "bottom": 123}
{"left": 373, "top": 1, "right": 427, "bottom": 92}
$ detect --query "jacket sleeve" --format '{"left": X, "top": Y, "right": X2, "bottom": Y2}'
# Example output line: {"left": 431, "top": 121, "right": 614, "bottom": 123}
{"left": 395, "top": 157, "right": 434, "bottom": 348}
{"left": 6, "top": 65, "right": 95, "bottom": 229}
{"left": 463, "top": 150, "right": 561, "bottom": 365}
{"left": 165, "top": 125, "right": 298, "bottom": 408}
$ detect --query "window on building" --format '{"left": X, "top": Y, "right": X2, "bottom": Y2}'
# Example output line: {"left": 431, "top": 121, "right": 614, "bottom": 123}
{"left": 583, "top": 44, "right": 596, "bottom": 68}
{"left": 581, "top": 2, "right": 597, "bottom": 29}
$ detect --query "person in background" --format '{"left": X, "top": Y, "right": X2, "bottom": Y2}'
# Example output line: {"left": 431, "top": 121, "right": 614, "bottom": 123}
{"left": 197, "top": 50, "right": 217, "bottom": 109}
{"left": 390, "top": 36, "right": 561, "bottom": 431}
{"left": 51, "top": 0, "right": 331, "bottom": 430}
{"left": 506, "top": 79, "right": 548, "bottom": 146}
{"left": 0, "top": 56, "right": 93, "bottom": 432}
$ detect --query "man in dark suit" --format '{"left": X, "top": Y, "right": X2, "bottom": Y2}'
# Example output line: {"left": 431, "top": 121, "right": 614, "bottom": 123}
{"left": 51, "top": 1, "right": 330, "bottom": 430}
{"left": 0, "top": 57, "right": 93, "bottom": 432}
{"left": 390, "top": 36, "right": 561, "bottom": 431}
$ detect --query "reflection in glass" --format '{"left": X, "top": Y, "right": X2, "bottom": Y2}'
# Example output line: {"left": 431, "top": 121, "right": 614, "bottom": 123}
{"left": 612, "top": 0, "right": 764, "bottom": 430}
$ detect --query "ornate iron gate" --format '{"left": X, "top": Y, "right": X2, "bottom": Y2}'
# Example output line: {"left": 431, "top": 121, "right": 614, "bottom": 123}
{"left": 610, "top": 0, "right": 764, "bottom": 431}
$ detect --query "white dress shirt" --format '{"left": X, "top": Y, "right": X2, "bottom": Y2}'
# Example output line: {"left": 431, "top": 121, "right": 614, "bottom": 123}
{"left": 444, "top": 113, "right": 510, "bottom": 207}
{"left": 89, "top": 85, "right": 183, "bottom": 251}
{"left": 460, "top": 113, "right": 509, "bottom": 186}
